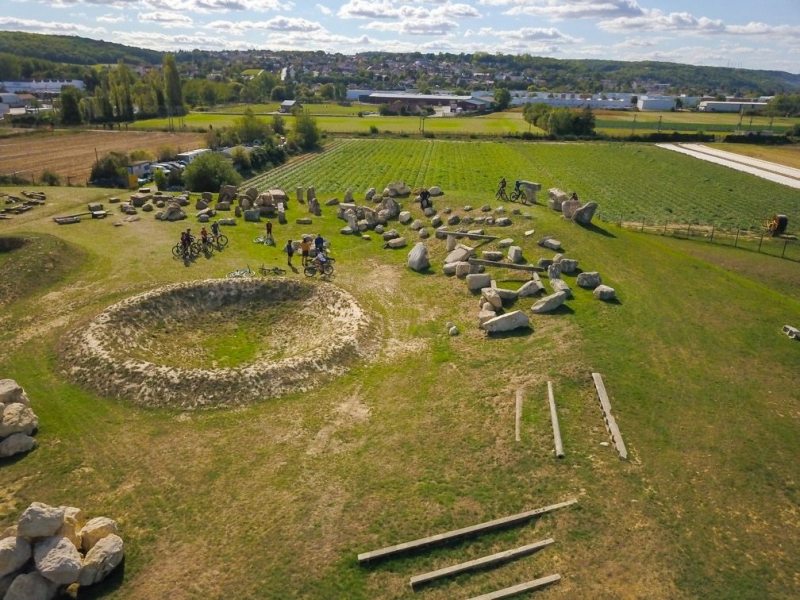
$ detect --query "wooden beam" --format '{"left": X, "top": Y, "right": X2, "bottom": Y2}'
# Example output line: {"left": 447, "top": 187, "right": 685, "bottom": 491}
{"left": 468, "top": 259, "right": 544, "bottom": 272}
{"left": 547, "top": 382, "right": 564, "bottom": 458}
{"left": 410, "top": 538, "right": 554, "bottom": 590}
{"left": 467, "top": 574, "right": 562, "bottom": 600}
{"left": 357, "top": 499, "right": 577, "bottom": 564}
{"left": 515, "top": 390, "right": 522, "bottom": 442}
{"left": 440, "top": 230, "right": 500, "bottom": 241}
{"left": 591, "top": 373, "right": 628, "bottom": 460}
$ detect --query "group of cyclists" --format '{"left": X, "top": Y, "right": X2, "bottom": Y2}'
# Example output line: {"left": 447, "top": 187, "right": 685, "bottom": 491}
{"left": 179, "top": 220, "right": 222, "bottom": 257}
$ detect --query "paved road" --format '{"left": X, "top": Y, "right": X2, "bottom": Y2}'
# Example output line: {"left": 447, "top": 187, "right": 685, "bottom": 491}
{"left": 656, "top": 143, "right": 800, "bottom": 190}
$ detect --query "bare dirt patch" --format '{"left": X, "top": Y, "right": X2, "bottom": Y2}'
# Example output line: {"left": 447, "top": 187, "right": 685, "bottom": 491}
{"left": 60, "top": 278, "right": 377, "bottom": 409}
{"left": 0, "top": 129, "right": 205, "bottom": 183}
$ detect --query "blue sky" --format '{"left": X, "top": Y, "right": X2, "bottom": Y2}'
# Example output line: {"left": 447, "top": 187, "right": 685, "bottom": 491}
{"left": 2, "top": 0, "right": 798, "bottom": 72}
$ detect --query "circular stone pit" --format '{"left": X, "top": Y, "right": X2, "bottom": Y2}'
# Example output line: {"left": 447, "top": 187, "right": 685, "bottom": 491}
{"left": 61, "top": 279, "right": 374, "bottom": 409}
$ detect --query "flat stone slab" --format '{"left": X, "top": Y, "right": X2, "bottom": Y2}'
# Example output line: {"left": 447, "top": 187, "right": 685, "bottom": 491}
{"left": 577, "top": 272, "right": 602, "bottom": 289}
{"left": 445, "top": 245, "right": 474, "bottom": 264}
{"left": 481, "top": 310, "right": 530, "bottom": 333}
{"left": 518, "top": 279, "right": 545, "bottom": 297}
{"left": 466, "top": 274, "right": 492, "bottom": 291}
{"left": 531, "top": 291, "right": 567, "bottom": 314}
{"left": 551, "top": 279, "right": 572, "bottom": 298}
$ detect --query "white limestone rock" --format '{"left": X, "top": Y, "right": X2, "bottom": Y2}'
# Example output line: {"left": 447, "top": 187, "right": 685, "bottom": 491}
{"left": 481, "top": 250, "right": 503, "bottom": 262}
{"left": 577, "top": 271, "right": 602, "bottom": 289}
{"left": 481, "top": 310, "right": 531, "bottom": 333}
{"left": 0, "top": 536, "right": 31, "bottom": 578}
{"left": 79, "top": 517, "right": 119, "bottom": 553}
{"left": 0, "top": 403, "right": 38, "bottom": 437}
{"left": 0, "top": 433, "right": 36, "bottom": 458}
{"left": 398, "top": 211, "right": 412, "bottom": 224}
{"left": 2, "top": 572, "right": 57, "bottom": 600}
{"left": 559, "top": 258, "right": 579, "bottom": 274}
{"left": 508, "top": 246, "right": 523, "bottom": 264}
{"left": 477, "top": 309, "right": 497, "bottom": 326}
{"left": 551, "top": 278, "right": 573, "bottom": 298}
{"left": 466, "top": 274, "right": 491, "bottom": 292}
{"left": 481, "top": 288, "right": 503, "bottom": 310}
{"left": 407, "top": 243, "right": 430, "bottom": 272}
{"left": 385, "top": 237, "right": 407, "bottom": 249}
{"left": 517, "top": 280, "right": 545, "bottom": 297}
{"left": 17, "top": 503, "right": 65, "bottom": 539}
{"left": 0, "top": 380, "right": 28, "bottom": 406}
{"left": 531, "top": 291, "right": 568, "bottom": 314}
{"left": 34, "top": 536, "right": 81, "bottom": 585}
{"left": 78, "top": 533, "right": 124, "bottom": 587}
{"left": 593, "top": 285, "right": 616, "bottom": 301}
{"left": 445, "top": 245, "right": 473, "bottom": 264}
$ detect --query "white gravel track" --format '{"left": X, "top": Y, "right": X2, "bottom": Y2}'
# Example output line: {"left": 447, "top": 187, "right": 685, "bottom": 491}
{"left": 656, "top": 143, "right": 800, "bottom": 189}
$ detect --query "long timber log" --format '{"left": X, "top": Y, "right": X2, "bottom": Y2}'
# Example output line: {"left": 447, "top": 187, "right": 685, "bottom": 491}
{"left": 547, "top": 382, "right": 565, "bottom": 458}
{"left": 442, "top": 230, "right": 501, "bottom": 240}
{"left": 591, "top": 373, "right": 628, "bottom": 459}
{"left": 515, "top": 389, "right": 522, "bottom": 442}
{"left": 468, "top": 258, "right": 544, "bottom": 272}
{"left": 467, "top": 574, "right": 562, "bottom": 600}
{"left": 409, "top": 538, "right": 554, "bottom": 590}
{"left": 357, "top": 499, "right": 577, "bottom": 564}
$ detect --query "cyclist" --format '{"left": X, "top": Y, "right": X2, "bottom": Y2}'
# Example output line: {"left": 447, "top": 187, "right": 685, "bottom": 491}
{"left": 496, "top": 177, "right": 507, "bottom": 200}
{"left": 300, "top": 237, "right": 312, "bottom": 267}
{"left": 513, "top": 180, "right": 523, "bottom": 201}
{"left": 419, "top": 188, "right": 432, "bottom": 209}
{"left": 200, "top": 226, "right": 210, "bottom": 250}
{"left": 312, "top": 249, "right": 329, "bottom": 271}
{"left": 210, "top": 220, "right": 220, "bottom": 240}
{"left": 314, "top": 233, "right": 325, "bottom": 255}
{"left": 180, "top": 228, "right": 193, "bottom": 256}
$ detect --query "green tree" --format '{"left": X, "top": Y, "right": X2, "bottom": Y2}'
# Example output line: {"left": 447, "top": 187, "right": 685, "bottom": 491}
{"left": 110, "top": 60, "right": 134, "bottom": 122}
{"left": 318, "top": 83, "right": 335, "bottom": 101}
{"left": 270, "top": 85, "right": 288, "bottom": 102}
{"left": 523, "top": 102, "right": 550, "bottom": 128}
{"left": 292, "top": 111, "right": 321, "bottom": 151}
{"left": 183, "top": 152, "right": 241, "bottom": 192}
{"left": 59, "top": 85, "right": 83, "bottom": 125}
{"left": 163, "top": 53, "right": 185, "bottom": 117}
{"left": 230, "top": 146, "right": 252, "bottom": 173}
{"left": 271, "top": 114, "right": 286, "bottom": 135}
{"left": 233, "top": 108, "right": 271, "bottom": 144}
{"left": 494, "top": 87, "right": 511, "bottom": 110}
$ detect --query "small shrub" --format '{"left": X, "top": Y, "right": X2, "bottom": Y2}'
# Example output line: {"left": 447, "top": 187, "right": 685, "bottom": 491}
{"left": 423, "top": 132, "right": 435, "bottom": 139}
{"left": 369, "top": 125, "right": 379, "bottom": 135}
{"left": 40, "top": 170, "right": 61, "bottom": 186}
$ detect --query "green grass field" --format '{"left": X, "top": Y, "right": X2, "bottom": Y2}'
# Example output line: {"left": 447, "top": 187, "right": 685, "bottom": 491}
{"left": 1, "top": 138, "right": 799, "bottom": 599}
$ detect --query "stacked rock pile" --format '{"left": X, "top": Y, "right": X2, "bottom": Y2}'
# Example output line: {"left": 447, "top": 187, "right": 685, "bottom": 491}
{"left": 0, "top": 379, "right": 38, "bottom": 459}
{"left": 0, "top": 502, "right": 124, "bottom": 600}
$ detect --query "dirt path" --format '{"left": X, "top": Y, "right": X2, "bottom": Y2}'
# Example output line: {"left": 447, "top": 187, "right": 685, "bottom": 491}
{"left": 656, "top": 143, "right": 800, "bottom": 189}
{"left": 0, "top": 129, "right": 205, "bottom": 184}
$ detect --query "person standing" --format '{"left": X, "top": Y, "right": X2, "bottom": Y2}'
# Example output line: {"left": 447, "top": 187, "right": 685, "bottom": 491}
{"left": 265, "top": 219, "right": 273, "bottom": 243}
{"left": 300, "top": 237, "right": 312, "bottom": 267}
{"left": 314, "top": 233, "right": 325, "bottom": 255}
{"left": 285, "top": 239, "right": 294, "bottom": 267}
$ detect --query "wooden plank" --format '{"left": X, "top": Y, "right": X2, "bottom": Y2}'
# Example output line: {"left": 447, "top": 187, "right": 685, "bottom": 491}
{"left": 410, "top": 538, "right": 554, "bottom": 590}
{"left": 357, "top": 499, "right": 577, "bottom": 564}
{"left": 515, "top": 389, "right": 522, "bottom": 442}
{"left": 591, "top": 373, "right": 628, "bottom": 460}
{"left": 547, "top": 382, "right": 565, "bottom": 459}
{"left": 468, "top": 258, "right": 544, "bottom": 272}
{"left": 440, "top": 230, "right": 500, "bottom": 241}
{"left": 467, "top": 574, "right": 562, "bottom": 600}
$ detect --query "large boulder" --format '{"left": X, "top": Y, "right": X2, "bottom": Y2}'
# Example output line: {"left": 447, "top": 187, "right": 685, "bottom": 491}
{"left": 3, "top": 572, "right": 57, "bottom": 600}
{"left": 378, "top": 196, "right": 401, "bottom": 219}
{"left": 548, "top": 188, "right": 568, "bottom": 211}
{"left": 593, "top": 285, "right": 617, "bottom": 301}
{"left": 34, "top": 536, "right": 81, "bottom": 585}
{"left": 0, "top": 380, "right": 27, "bottom": 405}
{"left": 561, "top": 198, "right": 580, "bottom": 219}
{"left": 385, "top": 237, "right": 407, "bottom": 249}
{"left": 538, "top": 237, "right": 562, "bottom": 251}
{"left": 481, "top": 250, "right": 503, "bottom": 262}
{"left": 573, "top": 201, "right": 598, "bottom": 225}
{"left": 481, "top": 310, "right": 531, "bottom": 334}
{"left": 577, "top": 272, "right": 602, "bottom": 289}
{"left": 398, "top": 211, "right": 412, "bottom": 225}
{"left": 0, "top": 403, "right": 37, "bottom": 437}
{"left": 551, "top": 278, "right": 572, "bottom": 298}
{"left": 382, "top": 229, "right": 400, "bottom": 241}
{"left": 559, "top": 258, "right": 579, "bottom": 274}
{"left": 481, "top": 288, "right": 503, "bottom": 311}
{"left": 497, "top": 238, "right": 514, "bottom": 248}
{"left": 0, "top": 536, "right": 31, "bottom": 578}
{"left": 508, "top": 246, "right": 523, "bottom": 264}
{"left": 428, "top": 186, "right": 443, "bottom": 196}
{"left": 478, "top": 309, "right": 497, "bottom": 326}
{"left": 531, "top": 291, "right": 568, "bottom": 314}
{"left": 79, "top": 517, "right": 119, "bottom": 553}
{"left": 466, "top": 273, "right": 491, "bottom": 292}
{"left": 244, "top": 209, "right": 261, "bottom": 223}
{"left": 0, "top": 433, "right": 36, "bottom": 458}
{"left": 518, "top": 279, "right": 545, "bottom": 297}
{"left": 445, "top": 245, "right": 473, "bottom": 264}
{"left": 407, "top": 243, "right": 430, "bottom": 272}
{"left": 430, "top": 214, "right": 443, "bottom": 228}
{"left": 218, "top": 184, "right": 237, "bottom": 204}
{"left": 409, "top": 219, "right": 424, "bottom": 231}
{"left": 17, "top": 504, "right": 64, "bottom": 539}
{"left": 78, "top": 533, "right": 124, "bottom": 586}
{"left": 57, "top": 508, "right": 85, "bottom": 550}
{"left": 494, "top": 287, "right": 519, "bottom": 302}
{"left": 547, "top": 263, "right": 562, "bottom": 280}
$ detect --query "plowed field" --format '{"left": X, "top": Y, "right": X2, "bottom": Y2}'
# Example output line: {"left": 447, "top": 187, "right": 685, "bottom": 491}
{"left": 0, "top": 129, "right": 205, "bottom": 184}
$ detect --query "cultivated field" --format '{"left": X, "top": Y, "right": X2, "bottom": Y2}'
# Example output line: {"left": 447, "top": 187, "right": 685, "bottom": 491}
{"left": 709, "top": 142, "right": 800, "bottom": 170}
{"left": 245, "top": 139, "right": 800, "bottom": 229}
{"left": 1, "top": 138, "right": 799, "bottom": 600}
{"left": 0, "top": 130, "right": 206, "bottom": 183}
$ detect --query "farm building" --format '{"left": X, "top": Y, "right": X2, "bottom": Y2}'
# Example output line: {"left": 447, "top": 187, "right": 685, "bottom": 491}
{"left": 637, "top": 96, "right": 676, "bottom": 111}
{"left": 279, "top": 100, "right": 300, "bottom": 113}
{"left": 360, "top": 92, "right": 490, "bottom": 112}
{"left": 0, "top": 80, "right": 85, "bottom": 95}
{"left": 698, "top": 100, "right": 768, "bottom": 112}
{"left": 0, "top": 93, "right": 24, "bottom": 109}
{"left": 176, "top": 149, "right": 211, "bottom": 164}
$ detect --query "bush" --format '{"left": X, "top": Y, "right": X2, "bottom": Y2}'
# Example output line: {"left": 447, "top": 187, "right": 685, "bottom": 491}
{"left": 157, "top": 146, "right": 176, "bottom": 161}
{"left": 130, "top": 149, "right": 155, "bottom": 162}
{"left": 369, "top": 125, "right": 379, "bottom": 135}
{"left": 40, "top": 170, "right": 61, "bottom": 186}
{"left": 183, "top": 152, "right": 241, "bottom": 192}
{"left": 90, "top": 152, "right": 129, "bottom": 188}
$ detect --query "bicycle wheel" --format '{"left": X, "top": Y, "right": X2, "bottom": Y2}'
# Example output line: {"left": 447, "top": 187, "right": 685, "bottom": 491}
{"left": 273, "top": 267, "right": 287, "bottom": 275}
{"left": 172, "top": 244, "right": 183, "bottom": 258}
{"left": 203, "top": 241, "right": 214, "bottom": 255}
{"left": 509, "top": 191, "right": 520, "bottom": 203}
{"left": 216, "top": 235, "right": 229, "bottom": 248}
{"left": 303, "top": 265, "right": 316, "bottom": 277}
{"left": 190, "top": 241, "right": 202, "bottom": 257}
{"left": 322, "top": 263, "right": 334, "bottom": 276}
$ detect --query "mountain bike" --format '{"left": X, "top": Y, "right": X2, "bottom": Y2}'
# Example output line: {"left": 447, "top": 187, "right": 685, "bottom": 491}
{"left": 259, "top": 264, "right": 287, "bottom": 276}
{"left": 304, "top": 260, "right": 334, "bottom": 277}
{"left": 226, "top": 265, "right": 254, "bottom": 278}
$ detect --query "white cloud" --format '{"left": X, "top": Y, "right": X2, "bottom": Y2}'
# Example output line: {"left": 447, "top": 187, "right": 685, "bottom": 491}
{"left": 111, "top": 29, "right": 231, "bottom": 50}
{"left": 479, "top": 0, "right": 643, "bottom": 20}
{"left": 365, "top": 17, "right": 458, "bottom": 35}
{"left": 315, "top": 3, "right": 332, "bottom": 16}
{"left": 205, "top": 16, "right": 323, "bottom": 34}
{"left": 138, "top": 11, "right": 194, "bottom": 28}
{"left": 263, "top": 16, "right": 323, "bottom": 31}
{"left": 340, "top": 0, "right": 479, "bottom": 20}
{"left": 97, "top": 13, "right": 125, "bottom": 23}
{"left": 474, "top": 25, "right": 577, "bottom": 43}
{"left": 51, "top": 0, "right": 284, "bottom": 12}
{"left": 338, "top": 0, "right": 397, "bottom": 19}
{"left": 0, "top": 16, "right": 105, "bottom": 35}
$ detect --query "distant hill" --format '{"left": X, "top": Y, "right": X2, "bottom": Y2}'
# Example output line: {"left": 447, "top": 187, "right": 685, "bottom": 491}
{"left": 0, "top": 31, "right": 162, "bottom": 66}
